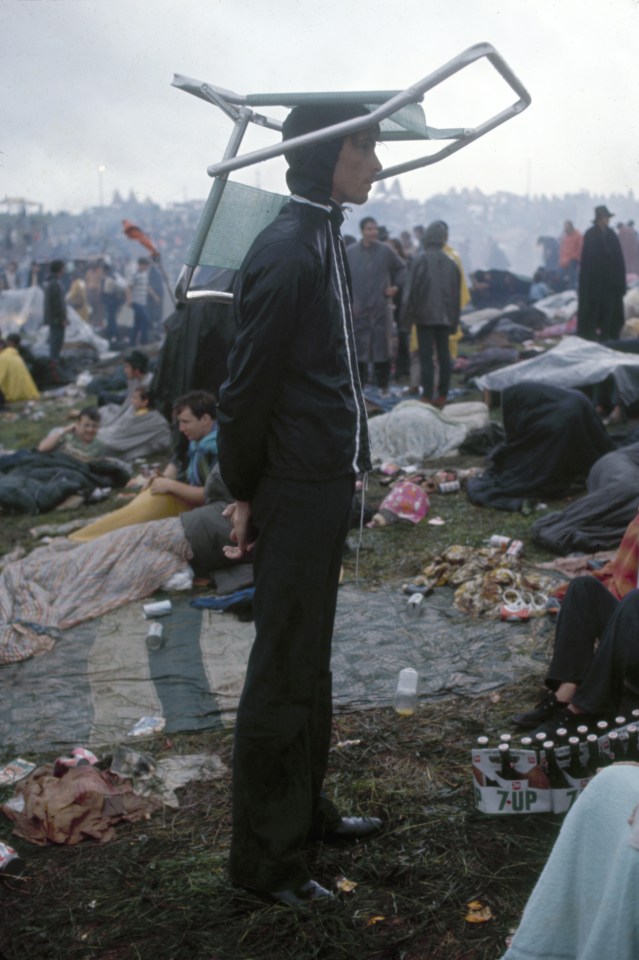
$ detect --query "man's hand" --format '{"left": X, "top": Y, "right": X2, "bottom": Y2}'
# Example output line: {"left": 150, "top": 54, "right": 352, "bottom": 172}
{"left": 223, "top": 501, "right": 257, "bottom": 559}
{"left": 384, "top": 285, "right": 398, "bottom": 298}
{"left": 148, "top": 476, "right": 175, "bottom": 495}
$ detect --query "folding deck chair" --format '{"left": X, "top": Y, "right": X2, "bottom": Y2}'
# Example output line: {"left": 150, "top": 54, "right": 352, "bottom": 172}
{"left": 172, "top": 42, "right": 531, "bottom": 303}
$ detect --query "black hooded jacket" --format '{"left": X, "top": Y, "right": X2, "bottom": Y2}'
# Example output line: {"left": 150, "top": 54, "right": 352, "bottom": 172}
{"left": 217, "top": 106, "right": 372, "bottom": 502}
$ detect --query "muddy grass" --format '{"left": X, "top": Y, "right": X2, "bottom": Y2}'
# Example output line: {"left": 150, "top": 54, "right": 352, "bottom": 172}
{"left": 0, "top": 687, "right": 562, "bottom": 960}
{"left": 0, "top": 389, "right": 621, "bottom": 960}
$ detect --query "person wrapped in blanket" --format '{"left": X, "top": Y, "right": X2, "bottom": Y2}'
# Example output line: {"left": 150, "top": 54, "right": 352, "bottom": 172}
{"left": 512, "top": 512, "right": 639, "bottom": 737}
{"left": 69, "top": 390, "right": 217, "bottom": 543}
{"left": 501, "top": 763, "right": 639, "bottom": 960}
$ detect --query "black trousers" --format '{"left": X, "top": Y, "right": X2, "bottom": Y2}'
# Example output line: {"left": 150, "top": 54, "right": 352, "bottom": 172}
{"left": 416, "top": 325, "right": 451, "bottom": 401}
{"left": 358, "top": 360, "right": 390, "bottom": 390}
{"left": 547, "top": 577, "right": 639, "bottom": 714}
{"left": 229, "top": 474, "right": 354, "bottom": 892}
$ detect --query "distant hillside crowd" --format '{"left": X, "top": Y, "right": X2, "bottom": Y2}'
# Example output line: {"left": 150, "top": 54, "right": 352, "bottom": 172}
{"left": 2, "top": 185, "right": 638, "bottom": 287}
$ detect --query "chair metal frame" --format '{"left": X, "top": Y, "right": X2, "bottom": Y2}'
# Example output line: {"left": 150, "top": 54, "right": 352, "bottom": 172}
{"left": 173, "top": 42, "right": 531, "bottom": 301}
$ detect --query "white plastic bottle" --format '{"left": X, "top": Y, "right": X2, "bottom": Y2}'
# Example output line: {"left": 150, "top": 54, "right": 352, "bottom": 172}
{"left": 393, "top": 667, "right": 419, "bottom": 716}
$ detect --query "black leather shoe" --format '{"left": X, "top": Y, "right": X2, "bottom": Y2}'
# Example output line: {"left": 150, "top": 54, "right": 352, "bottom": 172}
{"left": 512, "top": 691, "right": 561, "bottom": 729}
{"left": 268, "top": 880, "right": 334, "bottom": 907}
{"left": 327, "top": 816, "right": 383, "bottom": 840}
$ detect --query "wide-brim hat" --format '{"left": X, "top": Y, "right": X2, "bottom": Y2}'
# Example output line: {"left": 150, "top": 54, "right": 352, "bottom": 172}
{"left": 594, "top": 204, "right": 614, "bottom": 221}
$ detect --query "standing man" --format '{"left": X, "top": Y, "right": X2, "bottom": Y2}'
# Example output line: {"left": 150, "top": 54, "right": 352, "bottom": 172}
{"left": 403, "top": 221, "right": 461, "bottom": 408}
{"left": 347, "top": 216, "right": 405, "bottom": 393}
{"left": 577, "top": 205, "right": 627, "bottom": 342}
{"left": 128, "top": 257, "right": 159, "bottom": 346}
{"left": 217, "top": 104, "right": 383, "bottom": 907}
{"left": 43, "top": 259, "right": 67, "bottom": 360}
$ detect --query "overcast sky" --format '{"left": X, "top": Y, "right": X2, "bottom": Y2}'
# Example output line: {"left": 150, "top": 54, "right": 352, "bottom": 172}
{"left": 2, "top": 0, "right": 639, "bottom": 214}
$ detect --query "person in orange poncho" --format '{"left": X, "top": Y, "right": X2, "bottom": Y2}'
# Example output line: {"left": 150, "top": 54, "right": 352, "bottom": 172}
{"left": 512, "top": 512, "right": 639, "bottom": 736}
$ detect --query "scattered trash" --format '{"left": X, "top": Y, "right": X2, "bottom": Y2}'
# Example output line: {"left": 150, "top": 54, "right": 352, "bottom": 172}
{"left": 487, "top": 535, "right": 511, "bottom": 550}
{"left": 110, "top": 749, "right": 228, "bottom": 808}
{"left": 394, "top": 667, "right": 419, "bottom": 717}
{"left": 127, "top": 716, "right": 166, "bottom": 737}
{"left": 401, "top": 582, "right": 433, "bottom": 597}
{"left": 0, "top": 759, "right": 36, "bottom": 786}
{"left": 87, "top": 486, "right": 111, "bottom": 503}
{"left": 335, "top": 876, "right": 357, "bottom": 894}
{"left": 0, "top": 842, "right": 23, "bottom": 876}
{"left": 368, "top": 481, "right": 429, "bottom": 527}
{"left": 505, "top": 539, "right": 524, "bottom": 558}
{"left": 334, "top": 739, "right": 363, "bottom": 750}
{"left": 111, "top": 746, "right": 156, "bottom": 781}
{"left": 366, "top": 915, "right": 386, "bottom": 926}
{"left": 465, "top": 899, "right": 494, "bottom": 923}
{"left": 142, "top": 600, "right": 172, "bottom": 619}
{"left": 427, "top": 516, "right": 446, "bottom": 525}
{"left": 161, "top": 567, "right": 194, "bottom": 592}
{"left": 146, "top": 622, "right": 164, "bottom": 651}
{"left": 53, "top": 748, "right": 99, "bottom": 777}
{"left": 406, "top": 593, "right": 425, "bottom": 617}
{"left": 438, "top": 480, "right": 460, "bottom": 493}
{"left": 1, "top": 763, "right": 160, "bottom": 844}
{"left": 500, "top": 606, "right": 531, "bottom": 622}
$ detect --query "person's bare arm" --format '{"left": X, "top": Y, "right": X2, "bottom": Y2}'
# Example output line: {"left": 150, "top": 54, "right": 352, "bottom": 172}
{"left": 148, "top": 475, "right": 205, "bottom": 506}
{"left": 37, "top": 425, "right": 71, "bottom": 453}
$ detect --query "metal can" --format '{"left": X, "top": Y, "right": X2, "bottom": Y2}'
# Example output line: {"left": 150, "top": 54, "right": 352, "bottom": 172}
{"left": 146, "top": 621, "right": 164, "bottom": 651}
{"left": 0, "top": 842, "right": 23, "bottom": 877}
{"left": 143, "top": 600, "right": 172, "bottom": 619}
{"left": 438, "top": 480, "right": 460, "bottom": 493}
{"left": 406, "top": 593, "right": 424, "bottom": 616}
{"left": 489, "top": 535, "right": 511, "bottom": 550}
{"left": 506, "top": 539, "right": 524, "bottom": 558}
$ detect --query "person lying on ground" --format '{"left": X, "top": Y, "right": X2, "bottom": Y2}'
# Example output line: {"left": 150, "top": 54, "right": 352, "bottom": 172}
{"left": 37, "top": 406, "right": 105, "bottom": 463}
{"left": 0, "top": 463, "right": 252, "bottom": 666}
{"left": 97, "top": 385, "right": 171, "bottom": 461}
{"left": 69, "top": 389, "right": 217, "bottom": 542}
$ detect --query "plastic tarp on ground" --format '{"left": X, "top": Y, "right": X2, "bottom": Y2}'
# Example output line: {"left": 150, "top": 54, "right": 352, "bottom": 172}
{"left": 474, "top": 336, "right": 639, "bottom": 406}
{"left": 0, "top": 584, "right": 554, "bottom": 752}
{"left": 0, "top": 286, "right": 109, "bottom": 356}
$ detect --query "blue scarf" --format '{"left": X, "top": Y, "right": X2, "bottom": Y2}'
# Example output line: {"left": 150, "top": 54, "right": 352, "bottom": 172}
{"left": 186, "top": 426, "right": 218, "bottom": 486}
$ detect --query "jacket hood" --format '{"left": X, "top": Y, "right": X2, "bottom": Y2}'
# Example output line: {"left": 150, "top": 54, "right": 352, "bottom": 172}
{"left": 422, "top": 222, "right": 447, "bottom": 248}
{"left": 282, "top": 103, "right": 372, "bottom": 204}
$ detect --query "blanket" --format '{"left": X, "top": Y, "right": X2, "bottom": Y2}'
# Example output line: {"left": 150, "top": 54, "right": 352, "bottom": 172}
{"left": 467, "top": 383, "right": 613, "bottom": 511}
{"left": 531, "top": 443, "right": 639, "bottom": 554}
{"left": 367, "top": 400, "right": 489, "bottom": 465}
{"left": 98, "top": 407, "right": 172, "bottom": 461}
{"left": 0, "top": 450, "right": 131, "bottom": 514}
{"left": 0, "top": 517, "right": 192, "bottom": 664}
{"left": 502, "top": 765, "right": 639, "bottom": 960}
